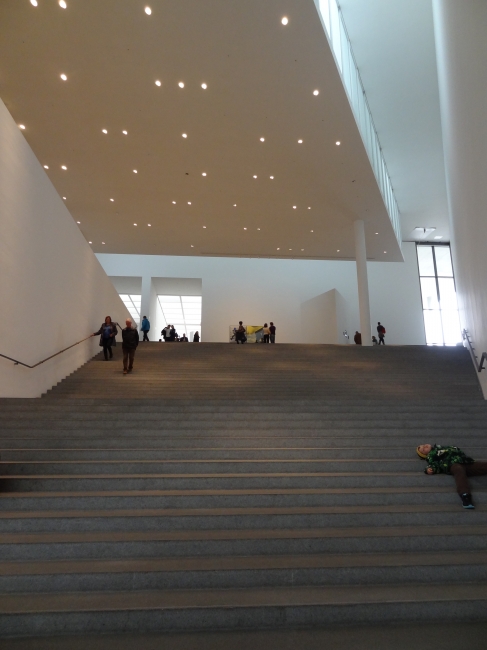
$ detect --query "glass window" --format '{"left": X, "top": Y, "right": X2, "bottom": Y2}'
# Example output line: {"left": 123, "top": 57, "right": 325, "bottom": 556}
{"left": 424, "top": 310, "right": 443, "bottom": 345}
{"left": 435, "top": 246, "right": 454, "bottom": 277}
{"left": 420, "top": 277, "right": 439, "bottom": 310}
{"left": 441, "top": 310, "right": 462, "bottom": 346}
{"left": 119, "top": 294, "right": 141, "bottom": 325}
{"left": 157, "top": 295, "right": 202, "bottom": 341}
{"left": 438, "top": 278, "right": 457, "bottom": 310}
{"left": 417, "top": 246, "right": 435, "bottom": 276}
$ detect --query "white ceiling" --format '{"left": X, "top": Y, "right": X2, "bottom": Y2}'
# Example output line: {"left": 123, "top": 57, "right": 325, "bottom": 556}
{"left": 339, "top": 0, "right": 450, "bottom": 242}
{"left": 0, "top": 0, "right": 403, "bottom": 261}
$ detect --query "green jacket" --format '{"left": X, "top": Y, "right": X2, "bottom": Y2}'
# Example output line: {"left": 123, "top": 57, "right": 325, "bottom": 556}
{"left": 425, "top": 445, "right": 474, "bottom": 475}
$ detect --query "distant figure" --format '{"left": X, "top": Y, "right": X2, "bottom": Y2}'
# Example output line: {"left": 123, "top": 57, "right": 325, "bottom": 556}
{"left": 354, "top": 331, "right": 362, "bottom": 345}
{"left": 262, "top": 323, "right": 270, "bottom": 344}
{"left": 193, "top": 331, "right": 200, "bottom": 343}
{"left": 269, "top": 322, "right": 276, "bottom": 344}
{"left": 122, "top": 318, "right": 139, "bottom": 375}
{"left": 180, "top": 333, "right": 188, "bottom": 342}
{"left": 162, "top": 325, "right": 171, "bottom": 342}
{"left": 141, "top": 315, "right": 150, "bottom": 342}
{"left": 236, "top": 321, "right": 246, "bottom": 344}
{"left": 377, "top": 322, "right": 386, "bottom": 345}
{"left": 372, "top": 335, "right": 378, "bottom": 345}
{"left": 170, "top": 325, "right": 177, "bottom": 342}
{"left": 93, "top": 316, "right": 118, "bottom": 361}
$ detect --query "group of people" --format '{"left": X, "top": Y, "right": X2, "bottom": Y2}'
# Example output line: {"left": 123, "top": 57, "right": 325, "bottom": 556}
{"left": 93, "top": 316, "right": 139, "bottom": 375}
{"left": 234, "top": 321, "right": 277, "bottom": 344}
{"left": 354, "top": 322, "right": 386, "bottom": 345}
{"left": 161, "top": 325, "right": 200, "bottom": 343}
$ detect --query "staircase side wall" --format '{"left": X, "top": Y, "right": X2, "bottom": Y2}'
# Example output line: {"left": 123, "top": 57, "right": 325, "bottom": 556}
{"left": 0, "top": 99, "right": 130, "bottom": 397}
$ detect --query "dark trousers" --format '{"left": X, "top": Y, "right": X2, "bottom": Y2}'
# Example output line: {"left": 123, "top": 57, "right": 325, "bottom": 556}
{"left": 122, "top": 347, "right": 136, "bottom": 371}
{"left": 142, "top": 331, "right": 149, "bottom": 342}
{"left": 450, "top": 462, "right": 487, "bottom": 494}
{"left": 270, "top": 334, "right": 275, "bottom": 344}
{"left": 378, "top": 334, "right": 385, "bottom": 345}
{"left": 263, "top": 334, "right": 270, "bottom": 343}
{"left": 102, "top": 343, "right": 113, "bottom": 360}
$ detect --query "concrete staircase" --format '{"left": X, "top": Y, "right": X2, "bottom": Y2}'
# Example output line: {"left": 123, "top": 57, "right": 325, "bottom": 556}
{"left": 1, "top": 343, "right": 487, "bottom": 638}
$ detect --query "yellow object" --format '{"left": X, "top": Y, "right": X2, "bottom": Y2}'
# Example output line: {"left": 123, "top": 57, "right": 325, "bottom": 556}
{"left": 416, "top": 446, "right": 428, "bottom": 459}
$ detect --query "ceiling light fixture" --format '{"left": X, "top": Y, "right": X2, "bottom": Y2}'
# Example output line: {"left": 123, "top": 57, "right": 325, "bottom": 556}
{"left": 61, "top": 165, "right": 67, "bottom": 170}
{"left": 178, "top": 82, "right": 185, "bottom": 88}
{"left": 434, "top": 235, "right": 443, "bottom": 240}
{"left": 301, "top": 249, "right": 304, "bottom": 251}
{"left": 293, "top": 206, "right": 297, "bottom": 209}
{"left": 281, "top": 16, "right": 289, "bottom": 25}
{"left": 298, "top": 139, "right": 303, "bottom": 144}
{"left": 260, "top": 137, "right": 265, "bottom": 142}
{"left": 375, "top": 232, "right": 379, "bottom": 235}
{"left": 30, "top": 0, "right": 38, "bottom": 6}
{"left": 144, "top": 6, "right": 152, "bottom": 15}
{"left": 384, "top": 251, "right": 387, "bottom": 254}
{"left": 233, "top": 204, "right": 237, "bottom": 207}
{"left": 244, "top": 227, "right": 247, "bottom": 230}
{"left": 257, "top": 228, "right": 261, "bottom": 231}
{"left": 133, "top": 169, "right": 137, "bottom": 173}
{"left": 102, "top": 242, "right": 105, "bottom": 245}
{"left": 337, "top": 249, "right": 340, "bottom": 252}
{"left": 60, "top": 74, "right": 67, "bottom": 81}
{"left": 201, "top": 83, "right": 207, "bottom": 89}
{"left": 19, "top": 124, "right": 25, "bottom": 130}
{"left": 253, "top": 175, "right": 257, "bottom": 179}
{"left": 110, "top": 198, "right": 114, "bottom": 202}
{"left": 134, "top": 223, "right": 137, "bottom": 226}
{"left": 310, "top": 230, "right": 314, "bottom": 232}
{"left": 148, "top": 224, "right": 151, "bottom": 227}
{"left": 59, "top": 0, "right": 67, "bottom": 8}
{"left": 182, "top": 133, "right": 187, "bottom": 138}
{"left": 313, "top": 90, "right": 319, "bottom": 96}
{"left": 191, "top": 245, "right": 194, "bottom": 248}
{"left": 122, "top": 130, "right": 128, "bottom": 135}
{"left": 308, "top": 207, "right": 311, "bottom": 210}
{"left": 102, "top": 129, "right": 107, "bottom": 134}
{"left": 43, "top": 165, "right": 49, "bottom": 169}
{"left": 336, "top": 141, "right": 341, "bottom": 146}
{"left": 63, "top": 197, "right": 67, "bottom": 200}
{"left": 155, "top": 80, "right": 162, "bottom": 86}
{"left": 203, "top": 226, "right": 206, "bottom": 228}
{"left": 270, "top": 176, "right": 274, "bottom": 180}
{"left": 89, "top": 241, "right": 92, "bottom": 244}
{"left": 188, "top": 201, "right": 191, "bottom": 205}
{"left": 172, "top": 201, "right": 176, "bottom": 204}
{"left": 77, "top": 221, "right": 80, "bottom": 224}
{"left": 202, "top": 172, "right": 207, "bottom": 176}
{"left": 277, "top": 248, "right": 280, "bottom": 250}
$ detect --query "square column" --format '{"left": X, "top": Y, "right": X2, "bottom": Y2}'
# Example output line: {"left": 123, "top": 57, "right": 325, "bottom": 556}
{"left": 354, "top": 219, "right": 372, "bottom": 346}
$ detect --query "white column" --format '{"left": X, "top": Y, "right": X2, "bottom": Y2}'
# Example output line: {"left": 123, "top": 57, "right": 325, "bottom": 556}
{"left": 140, "top": 274, "right": 152, "bottom": 338}
{"left": 354, "top": 219, "right": 372, "bottom": 346}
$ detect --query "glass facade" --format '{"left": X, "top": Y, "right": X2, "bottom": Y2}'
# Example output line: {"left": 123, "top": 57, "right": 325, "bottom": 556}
{"left": 157, "top": 295, "right": 202, "bottom": 341}
{"left": 119, "top": 294, "right": 141, "bottom": 326}
{"left": 416, "top": 245, "right": 461, "bottom": 346}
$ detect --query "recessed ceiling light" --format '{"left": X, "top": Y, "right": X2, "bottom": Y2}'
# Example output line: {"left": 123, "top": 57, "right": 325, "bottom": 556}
{"left": 298, "top": 139, "right": 303, "bottom": 144}
{"left": 313, "top": 90, "right": 319, "bottom": 96}
{"left": 144, "top": 6, "right": 152, "bottom": 15}
{"left": 257, "top": 228, "right": 261, "bottom": 231}
{"left": 182, "top": 133, "right": 187, "bottom": 138}
{"left": 281, "top": 16, "right": 289, "bottom": 25}
{"left": 191, "top": 245, "right": 194, "bottom": 248}
{"left": 337, "top": 249, "right": 340, "bottom": 252}
{"left": 375, "top": 232, "right": 379, "bottom": 235}
{"left": 260, "top": 137, "right": 265, "bottom": 142}
{"left": 102, "top": 241, "right": 105, "bottom": 245}
{"left": 310, "top": 230, "right": 314, "bottom": 232}
{"left": 253, "top": 175, "right": 257, "bottom": 179}
{"left": 308, "top": 207, "right": 311, "bottom": 210}
{"left": 134, "top": 223, "right": 137, "bottom": 226}
{"left": 233, "top": 204, "right": 237, "bottom": 207}
{"left": 76, "top": 221, "right": 80, "bottom": 224}
{"left": 110, "top": 198, "right": 114, "bottom": 202}
{"left": 244, "top": 227, "right": 247, "bottom": 230}
{"left": 63, "top": 197, "right": 67, "bottom": 200}
{"left": 336, "top": 141, "right": 341, "bottom": 146}
{"left": 289, "top": 249, "right": 292, "bottom": 251}
{"left": 270, "top": 176, "right": 274, "bottom": 179}
{"left": 102, "top": 129, "right": 107, "bottom": 134}
{"left": 201, "top": 83, "right": 207, "bottom": 89}
{"left": 202, "top": 172, "right": 207, "bottom": 176}
{"left": 122, "top": 130, "right": 128, "bottom": 135}
{"left": 148, "top": 224, "right": 151, "bottom": 227}
{"left": 133, "top": 169, "right": 137, "bottom": 173}
{"left": 30, "top": 0, "right": 38, "bottom": 6}
{"left": 188, "top": 201, "right": 191, "bottom": 205}
{"left": 301, "top": 249, "right": 304, "bottom": 251}
{"left": 89, "top": 241, "right": 92, "bottom": 244}
{"left": 19, "top": 124, "right": 25, "bottom": 130}
{"left": 434, "top": 235, "right": 443, "bottom": 239}
{"left": 155, "top": 80, "right": 162, "bottom": 86}
{"left": 60, "top": 74, "right": 67, "bottom": 81}
{"left": 293, "top": 206, "right": 297, "bottom": 209}
{"left": 277, "top": 248, "right": 280, "bottom": 250}
{"left": 61, "top": 165, "right": 67, "bottom": 170}
{"left": 59, "top": 0, "right": 67, "bottom": 8}
{"left": 384, "top": 251, "right": 387, "bottom": 254}
{"left": 172, "top": 201, "right": 176, "bottom": 204}
{"left": 178, "top": 82, "right": 185, "bottom": 88}
{"left": 43, "top": 165, "right": 49, "bottom": 169}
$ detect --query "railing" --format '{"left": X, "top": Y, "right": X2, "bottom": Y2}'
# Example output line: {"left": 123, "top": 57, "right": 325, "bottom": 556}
{"left": 463, "top": 329, "right": 487, "bottom": 372}
{"left": 0, "top": 335, "right": 95, "bottom": 369}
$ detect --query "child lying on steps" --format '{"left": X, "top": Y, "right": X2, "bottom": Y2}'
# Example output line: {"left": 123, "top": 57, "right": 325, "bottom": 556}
{"left": 417, "top": 443, "right": 487, "bottom": 509}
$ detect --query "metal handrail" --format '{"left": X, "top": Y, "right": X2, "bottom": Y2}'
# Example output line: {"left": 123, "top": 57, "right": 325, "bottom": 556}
{"left": 463, "top": 329, "right": 487, "bottom": 373}
{"left": 0, "top": 334, "right": 96, "bottom": 369}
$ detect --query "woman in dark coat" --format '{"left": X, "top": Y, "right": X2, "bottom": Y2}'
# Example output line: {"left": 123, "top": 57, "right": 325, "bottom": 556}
{"left": 93, "top": 316, "right": 118, "bottom": 360}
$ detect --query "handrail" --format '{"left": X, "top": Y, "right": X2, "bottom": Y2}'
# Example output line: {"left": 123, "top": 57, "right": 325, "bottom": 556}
{"left": 463, "top": 329, "right": 487, "bottom": 372}
{"left": 0, "top": 334, "right": 95, "bottom": 369}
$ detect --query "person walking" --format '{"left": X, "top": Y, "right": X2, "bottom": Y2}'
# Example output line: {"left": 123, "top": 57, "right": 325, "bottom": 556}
{"left": 262, "top": 323, "right": 270, "bottom": 344}
{"left": 377, "top": 322, "right": 386, "bottom": 345}
{"left": 417, "top": 443, "right": 487, "bottom": 509}
{"left": 269, "top": 322, "right": 276, "bottom": 344}
{"left": 140, "top": 315, "right": 150, "bottom": 342}
{"left": 354, "top": 331, "right": 362, "bottom": 345}
{"left": 193, "top": 331, "right": 200, "bottom": 343}
{"left": 169, "top": 325, "right": 177, "bottom": 342}
{"left": 122, "top": 318, "right": 139, "bottom": 375}
{"left": 236, "top": 321, "right": 246, "bottom": 344}
{"left": 93, "top": 316, "right": 118, "bottom": 361}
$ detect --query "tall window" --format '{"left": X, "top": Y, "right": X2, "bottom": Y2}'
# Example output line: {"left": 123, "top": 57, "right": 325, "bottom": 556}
{"left": 119, "top": 294, "right": 141, "bottom": 326}
{"left": 417, "top": 244, "right": 461, "bottom": 346}
{"left": 157, "top": 295, "right": 202, "bottom": 341}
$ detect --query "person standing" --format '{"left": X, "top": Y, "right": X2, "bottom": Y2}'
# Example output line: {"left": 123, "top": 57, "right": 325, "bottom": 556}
{"left": 377, "top": 322, "right": 386, "bottom": 345}
{"left": 354, "top": 331, "right": 362, "bottom": 345}
{"left": 180, "top": 333, "right": 189, "bottom": 342}
{"left": 93, "top": 316, "right": 118, "bottom": 361}
{"left": 269, "top": 322, "right": 276, "bottom": 344}
{"left": 140, "top": 315, "right": 150, "bottom": 342}
{"left": 262, "top": 323, "right": 270, "bottom": 344}
{"left": 193, "top": 331, "right": 200, "bottom": 343}
{"left": 122, "top": 318, "right": 139, "bottom": 375}
{"left": 236, "top": 321, "right": 246, "bottom": 344}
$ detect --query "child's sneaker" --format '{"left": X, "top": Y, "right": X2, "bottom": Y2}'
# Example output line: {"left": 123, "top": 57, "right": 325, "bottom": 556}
{"left": 460, "top": 493, "right": 475, "bottom": 509}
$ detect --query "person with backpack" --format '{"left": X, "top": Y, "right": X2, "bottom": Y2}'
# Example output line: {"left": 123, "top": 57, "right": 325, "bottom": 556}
{"left": 140, "top": 315, "right": 150, "bottom": 342}
{"left": 377, "top": 322, "right": 386, "bottom": 345}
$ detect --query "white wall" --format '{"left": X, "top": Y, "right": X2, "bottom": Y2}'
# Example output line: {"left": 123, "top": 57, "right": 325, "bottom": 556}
{"left": 0, "top": 98, "right": 130, "bottom": 398}
{"left": 97, "top": 241, "right": 425, "bottom": 345}
{"left": 433, "top": 0, "right": 487, "bottom": 396}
